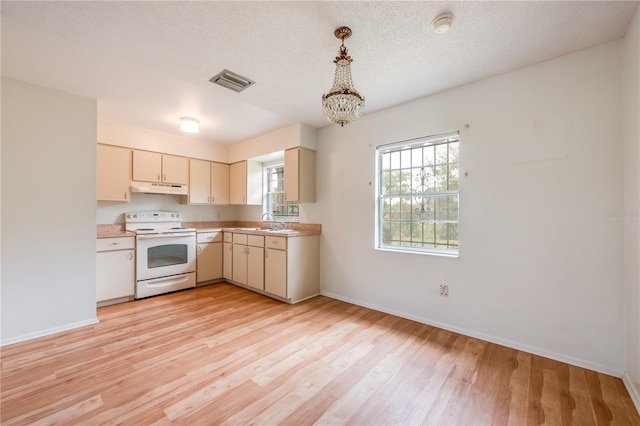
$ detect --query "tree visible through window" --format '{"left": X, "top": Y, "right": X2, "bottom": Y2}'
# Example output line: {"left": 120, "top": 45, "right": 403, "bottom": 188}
{"left": 265, "top": 165, "right": 299, "bottom": 222}
{"left": 376, "top": 131, "right": 460, "bottom": 255}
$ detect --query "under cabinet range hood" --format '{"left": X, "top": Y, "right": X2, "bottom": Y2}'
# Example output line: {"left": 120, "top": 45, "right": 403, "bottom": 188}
{"left": 130, "top": 181, "right": 188, "bottom": 195}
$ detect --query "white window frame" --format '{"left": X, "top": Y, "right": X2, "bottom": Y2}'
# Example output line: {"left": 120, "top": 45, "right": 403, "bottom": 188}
{"left": 264, "top": 164, "right": 299, "bottom": 222}
{"left": 375, "top": 131, "right": 460, "bottom": 257}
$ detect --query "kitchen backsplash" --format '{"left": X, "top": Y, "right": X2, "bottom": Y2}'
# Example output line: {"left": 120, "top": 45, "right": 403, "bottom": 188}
{"left": 96, "top": 193, "right": 239, "bottom": 224}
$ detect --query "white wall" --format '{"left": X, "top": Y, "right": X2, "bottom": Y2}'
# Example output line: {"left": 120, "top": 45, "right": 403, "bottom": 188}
{"left": 98, "top": 119, "right": 228, "bottom": 163}
{"left": 1, "top": 77, "right": 98, "bottom": 345}
{"left": 309, "top": 41, "right": 625, "bottom": 375}
{"left": 228, "top": 123, "right": 317, "bottom": 163}
{"left": 623, "top": 7, "right": 640, "bottom": 409}
{"left": 96, "top": 194, "right": 238, "bottom": 224}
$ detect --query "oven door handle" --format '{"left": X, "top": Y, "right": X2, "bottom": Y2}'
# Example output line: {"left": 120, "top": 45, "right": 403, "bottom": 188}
{"left": 137, "top": 232, "right": 195, "bottom": 240}
{"left": 144, "top": 274, "right": 193, "bottom": 288}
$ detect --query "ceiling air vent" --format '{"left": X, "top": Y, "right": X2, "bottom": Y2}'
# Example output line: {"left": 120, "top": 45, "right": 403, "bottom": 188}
{"left": 209, "top": 69, "right": 255, "bottom": 92}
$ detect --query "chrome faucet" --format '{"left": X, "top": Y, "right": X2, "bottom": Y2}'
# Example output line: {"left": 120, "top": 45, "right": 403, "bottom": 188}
{"left": 261, "top": 212, "right": 285, "bottom": 230}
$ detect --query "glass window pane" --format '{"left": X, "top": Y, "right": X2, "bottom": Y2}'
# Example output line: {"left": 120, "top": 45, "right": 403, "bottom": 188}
{"left": 435, "top": 144, "right": 448, "bottom": 165}
{"left": 435, "top": 165, "right": 448, "bottom": 192}
{"left": 377, "top": 132, "right": 459, "bottom": 254}
{"left": 424, "top": 145, "right": 435, "bottom": 166}
{"left": 411, "top": 147, "right": 423, "bottom": 168}
{"left": 400, "top": 149, "right": 411, "bottom": 169}
{"left": 448, "top": 164, "right": 459, "bottom": 190}
{"left": 449, "top": 142, "right": 459, "bottom": 163}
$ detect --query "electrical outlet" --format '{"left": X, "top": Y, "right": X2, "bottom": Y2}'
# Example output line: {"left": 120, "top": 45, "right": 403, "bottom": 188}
{"left": 439, "top": 284, "right": 449, "bottom": 297}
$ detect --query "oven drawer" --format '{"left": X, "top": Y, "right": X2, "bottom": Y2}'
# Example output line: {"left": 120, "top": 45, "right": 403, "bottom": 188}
{"left": 97, "top": 237, "right": 135, "bottom": 252}
{"left": 197, "top": 231, "right": 222, "bottom": 244}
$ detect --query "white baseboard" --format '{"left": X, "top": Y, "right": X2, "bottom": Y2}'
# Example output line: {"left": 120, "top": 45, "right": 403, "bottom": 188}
{"left": 320, "top": 291, "right": 622, "bottom": 377}
{"left": 1, "top": 317, "right": 99, "bottom": 347}
{"left": 623, "top": 373, "right": 640, "bottom": 416}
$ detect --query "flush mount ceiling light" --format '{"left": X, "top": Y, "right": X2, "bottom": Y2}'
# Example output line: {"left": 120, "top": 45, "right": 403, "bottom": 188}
{"left": 180, "top": 117, "right": 200, "bottom": 133}
{"left": 431, "top": 12, "right": 454, "bottom": 33}
{"left": 321, "top": 26, "right": 365, "bottom": 127}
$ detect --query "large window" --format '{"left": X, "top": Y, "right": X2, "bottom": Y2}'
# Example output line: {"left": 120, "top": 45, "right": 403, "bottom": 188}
{"left": 264, "top": 165, "right": 299, "bottom": 222}
{"left": 376, "top": 131, "right": 460, "bottom": 256}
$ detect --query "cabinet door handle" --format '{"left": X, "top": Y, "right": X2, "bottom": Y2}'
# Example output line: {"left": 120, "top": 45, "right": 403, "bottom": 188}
{"left": 124, "top": 192, "right": 128, "bottom": 200}
{"left": 197, "top": 246, "right": 202, "bottom": 254}
{"left": 265, "top": 250, "right": 268, "bottom": 259}
{"left": 127, "top": 252, "right": 133, "bottom": 260}
{"left": 163, "top": 173, "right": 167, "bottom": 181}
{"left": 157, "top": 173, "right": 161, "bottom": 181}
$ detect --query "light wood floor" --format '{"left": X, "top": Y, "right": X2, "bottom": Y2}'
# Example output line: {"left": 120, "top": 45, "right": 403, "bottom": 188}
{"left": 1, "top": 283, "right": 639, "bottom": 425}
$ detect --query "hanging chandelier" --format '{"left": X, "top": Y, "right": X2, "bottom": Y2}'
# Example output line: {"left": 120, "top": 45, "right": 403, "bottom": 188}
{"left": 321, "top": 26, "right": 365, "bottom": 127}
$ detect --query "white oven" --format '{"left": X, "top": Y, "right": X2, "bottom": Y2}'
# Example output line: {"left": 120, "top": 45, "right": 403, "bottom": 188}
{"left": 125, "top": 211, "right": 197, "bottom": 299}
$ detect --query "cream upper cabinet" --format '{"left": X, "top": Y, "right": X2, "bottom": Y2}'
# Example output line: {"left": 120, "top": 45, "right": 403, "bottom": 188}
{"left": 133, "top": 150, "right": 188, "bottom": 184}
{"left": 189, "top": 159, "right": 212, "bottom": 204}
{"left": 284, "top": 147, "right": 316, "bottom": 203}
{"left": 97, "top": 144, "right": 131, "bottom": 202}
{"left": 162, "top": 154, "right": 189, "bottom": 184}
{"left": 132, "top": 150, "right": 162, "bottom": 182}
{"left": 230, "top": 160, "right": 262, "bottom": 205}
{"left": 189, "top": 160, "right": 230, "bottom": 205}
{"left": 210, "top": 162, "right": 230, "bottom": 204}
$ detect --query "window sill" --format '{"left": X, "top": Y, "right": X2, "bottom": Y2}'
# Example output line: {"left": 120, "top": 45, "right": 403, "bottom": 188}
{"left": 375, "top": 246, "right": 459, "bottom": 259}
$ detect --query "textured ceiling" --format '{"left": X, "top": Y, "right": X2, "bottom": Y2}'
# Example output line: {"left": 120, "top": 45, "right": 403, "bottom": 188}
{"left": 1, "top": 1, "right": 638, "bottom": 144}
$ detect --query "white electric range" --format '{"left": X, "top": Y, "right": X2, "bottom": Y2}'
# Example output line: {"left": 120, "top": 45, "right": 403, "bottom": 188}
{"left": 125, "top": 211, "right": 196, "bottom": 299}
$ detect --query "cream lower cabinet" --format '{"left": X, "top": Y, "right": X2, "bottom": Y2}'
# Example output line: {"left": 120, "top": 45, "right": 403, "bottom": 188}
{"left": 232, "top": 233, "right": 264, "bottom": 290}
{"left": 196, "top": 231, "right": 223, "bottom": 283}
{"left": 264, "top": 235, "right": 320, "bottom": 303}
{"left": 264, "top": 238, "right": 287, "bottom": 298}
{"left": 223, "top": 233, "right": 233, "bottom": 280}
{"left": 96, "top": 237, "right": 135, "bottom": 305}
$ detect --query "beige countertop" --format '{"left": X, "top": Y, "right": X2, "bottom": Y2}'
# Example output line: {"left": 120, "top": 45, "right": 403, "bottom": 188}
{"left": 98, "top": 221, "right": 321, "bottom": 238}
{"left": 97, "top": 224, "right": 135, "bottom": 239}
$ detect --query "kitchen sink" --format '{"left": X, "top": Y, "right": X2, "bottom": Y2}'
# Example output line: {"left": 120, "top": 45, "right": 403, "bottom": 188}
{"left": 233, "top": 227, "right": 269, "bottom": 231}
{"left": 232, "top": 227, "right": 296, "bottom": 233}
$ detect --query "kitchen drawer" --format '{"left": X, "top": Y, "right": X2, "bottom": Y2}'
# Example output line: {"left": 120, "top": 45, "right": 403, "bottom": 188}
{"left": 233, "top": 233, "right": 248, "bottom": 244}
{"left": 96, "top": 236, "right": 135, "bottom": 252}
{"left": 223, "top": 232, "right": 233, "bottom": 243}
{"left": 248, "top": 235, "right": 264, "bottom": 247}
{"left": 265, "top": 236, "right": 287, "bottom": 250}
{"left": 197, "top": 231, "right": 222, "bottom": 244}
